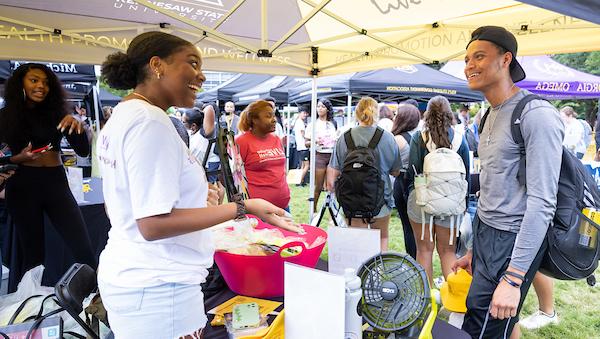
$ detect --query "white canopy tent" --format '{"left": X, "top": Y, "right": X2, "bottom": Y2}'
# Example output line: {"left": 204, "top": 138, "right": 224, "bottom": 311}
{"left": 2, "top": 0, "right": 599, "bottom": 218}
{"left": 1, "top": 1, "right": 600, "bottom": 76}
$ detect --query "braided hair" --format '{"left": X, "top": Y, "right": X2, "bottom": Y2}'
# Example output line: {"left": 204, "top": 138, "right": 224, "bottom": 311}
{"left": 424, "top": 96, "right": 453, "bottom": 148}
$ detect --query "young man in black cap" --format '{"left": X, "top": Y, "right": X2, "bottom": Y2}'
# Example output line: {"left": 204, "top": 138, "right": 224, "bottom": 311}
{"left": 453, "top": 26, "right": 564, "bottom": 338}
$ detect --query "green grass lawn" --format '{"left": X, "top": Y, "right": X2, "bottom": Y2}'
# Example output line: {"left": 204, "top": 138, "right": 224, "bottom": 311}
{"left": 287, "top": 184, "right": 600, "bottom": 339}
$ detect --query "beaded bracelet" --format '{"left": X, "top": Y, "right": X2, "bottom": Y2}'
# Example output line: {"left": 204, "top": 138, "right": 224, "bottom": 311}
{"left": 232, "top": 193, "right": 247, "bottom": 220}
{"left": 504, "top": 271, "right": 526, "bottom": 282}
{"left": 502, "top": 274, "right": 521, "bottom": 288}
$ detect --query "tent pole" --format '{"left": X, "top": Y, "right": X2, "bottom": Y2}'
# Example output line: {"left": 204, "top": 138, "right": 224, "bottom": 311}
{"left": 286, "top": 103, "right": 291, "bottom": 173}
{"left": 91, "top": 83, "right": 101, "bottom": 178}
{"left": 347, "top": 92, "right": 352, "bottom": 127}
{"left": 309, "top": 76, "right": 317, "bottom": 221}
{"left": 93, "top": 83, "right": 101, "bottom": 136}
{"left": 261, "top": 0, "right": 268, "bottom": 49}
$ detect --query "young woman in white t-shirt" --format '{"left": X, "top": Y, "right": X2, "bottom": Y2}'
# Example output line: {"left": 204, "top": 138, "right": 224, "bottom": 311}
{"left": 98, "top": 31, "right": 302, "bottom": 339}
{"left": 305, "top": 99, "right": 338, "bottom": 212}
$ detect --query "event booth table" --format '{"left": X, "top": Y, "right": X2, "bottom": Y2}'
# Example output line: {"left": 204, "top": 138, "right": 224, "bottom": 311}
{"left": 1, "top": 185, "right": 470, "bottom": 337}
{"left": 202, "top": 259, "right": 469, "bottom": 339}
{"left": 3, "top": 177, "right": 110, "bottom": 293}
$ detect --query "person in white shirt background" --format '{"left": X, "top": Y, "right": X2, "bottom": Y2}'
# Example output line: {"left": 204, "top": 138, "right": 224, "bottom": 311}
{"left": 305, "top": 98, "right": 338, "bottom": 212}
{"left": 222, "top": 101, "right": 240, "bottom": 135}
{"left": 560, "top": 106, "right": 586, "bottom": 159}
{"left": 97, "top": 31, "right": 302, "bottom": 339}
{"left": 182, "top": 107, "right": 209, "bottom": 165}
{"left": 294, "top": 107, "right": 310, "bottom": 186}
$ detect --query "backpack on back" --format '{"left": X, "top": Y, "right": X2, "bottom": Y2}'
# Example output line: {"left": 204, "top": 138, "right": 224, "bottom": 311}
{"left": 414, "top": 131, "right": 468, "bottom": 244}
{"left": 335, "top": 127, "right": 385, "bottom": 224}
{"left": 479, "top": 94, "right": 600, "bottom": 281}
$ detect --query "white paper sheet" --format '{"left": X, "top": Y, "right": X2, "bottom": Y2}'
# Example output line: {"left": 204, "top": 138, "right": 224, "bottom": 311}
{"left": 66, "top": 166, "right": 84, "bottom": 204}
{"left": 328, "top": 226, "right": 381, "bottom": 275}
{"left": 284, "top": 263, "right": 345, "bottom": 339}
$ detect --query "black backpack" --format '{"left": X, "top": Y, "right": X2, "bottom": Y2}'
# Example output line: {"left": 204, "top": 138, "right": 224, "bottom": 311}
{"left": 480, "top": 94, "right": 600, "bottom": 281}
{"left": 335, "top": 127, "right": 385, "bottom": 224}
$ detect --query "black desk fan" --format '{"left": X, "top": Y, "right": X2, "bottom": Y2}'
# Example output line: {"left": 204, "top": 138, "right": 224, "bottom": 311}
{"left": 357, "top": 253, "right": 437, "bottom": 339}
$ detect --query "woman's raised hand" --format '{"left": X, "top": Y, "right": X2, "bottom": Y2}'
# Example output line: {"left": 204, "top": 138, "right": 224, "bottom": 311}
{"left": 57, "top": 115, "right": 84, "bottom": 134}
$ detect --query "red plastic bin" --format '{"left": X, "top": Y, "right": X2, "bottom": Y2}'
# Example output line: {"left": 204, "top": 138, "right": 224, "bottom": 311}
{"left": 213, "top": 216, "right": 327, "bottom": 298}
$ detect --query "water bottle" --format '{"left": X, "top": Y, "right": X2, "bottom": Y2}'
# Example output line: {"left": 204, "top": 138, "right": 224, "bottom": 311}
{"left": 344, "top": 268, "right": 362, "bottom": 339}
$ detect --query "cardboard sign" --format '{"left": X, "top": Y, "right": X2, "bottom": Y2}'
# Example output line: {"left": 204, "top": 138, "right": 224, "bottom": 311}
{"left": 328, "top": 226, "right": 381, "bottom": 275}
{"left": 284, "top": 263, "right": 345, "bottom": 339}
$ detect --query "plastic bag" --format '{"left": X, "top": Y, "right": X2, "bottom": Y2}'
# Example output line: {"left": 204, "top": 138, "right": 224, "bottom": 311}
{"left": 0, "top": 265, "right": 53, "bottom": 326}
{"left": 0, "top": 265, "right": 91, "bottom": 337}
{"left": 213, "top": 218, "right": 314, "bottom": 255}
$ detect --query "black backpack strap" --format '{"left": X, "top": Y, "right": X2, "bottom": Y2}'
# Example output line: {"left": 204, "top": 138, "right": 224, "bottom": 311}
{"left": 343, "top": 128, "right": 356, "bottom": 151}
{"left": 400, "top": 131, "right": 411, "bottom": 144}
{"left": 510, "top": 94, "right": 546, "bottom": 186}
{"left": 478, "top": 107, "right": 491, "bottom": 135}
{"left": 368, "top": 127, "right": 385, "bottom": 149}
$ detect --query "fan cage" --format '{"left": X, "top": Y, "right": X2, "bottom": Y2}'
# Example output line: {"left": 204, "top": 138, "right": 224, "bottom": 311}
{"left": 358, "top": 253, "right": 430, "bottom": 332}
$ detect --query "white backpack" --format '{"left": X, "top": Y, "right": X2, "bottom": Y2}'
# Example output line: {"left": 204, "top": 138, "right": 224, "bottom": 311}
{"left": 414, "top": 131, "right": 468, "bottom": 244}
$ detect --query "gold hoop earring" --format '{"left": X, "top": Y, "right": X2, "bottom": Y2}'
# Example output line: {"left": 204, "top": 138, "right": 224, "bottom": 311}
{"left": 156, "top": 72, "right": 161, "bottom": 80}
{"left": 22, "top": 88, "right": 26, "bottom": 101}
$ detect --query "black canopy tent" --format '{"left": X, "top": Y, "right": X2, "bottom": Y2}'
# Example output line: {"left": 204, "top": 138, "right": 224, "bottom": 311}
{"left": 232, "top": 76, "right": 310, "bottom": 106}
{"left": 99, "top": 88, "right": 122, "bottom": 108}
{"left": 196, "top": 73, "right": 272, "bottom": 104}
{"left": 288, "top": 65, "right": 483, "bottom": 104}
{"left": 287, "top": 73, "right": 355, "bottom": 105}
{"left": 0, "top": 60, "right": 10, "bottom": 84}
{"left": 351, "top": 65, "right": 484, "bottom": 103}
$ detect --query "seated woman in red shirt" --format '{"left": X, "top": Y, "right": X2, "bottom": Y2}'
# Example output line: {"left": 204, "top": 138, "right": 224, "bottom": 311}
{"left": 236, "top": 100, "right": 291, "bottom": 211}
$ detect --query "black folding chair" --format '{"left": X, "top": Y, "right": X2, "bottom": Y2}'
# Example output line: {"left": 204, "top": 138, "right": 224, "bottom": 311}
{"left": 54, "top": 263, "right": 102, "bottom": 339}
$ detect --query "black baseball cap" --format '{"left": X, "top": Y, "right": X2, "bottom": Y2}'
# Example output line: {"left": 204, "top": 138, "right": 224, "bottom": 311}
{"left": 467, "top": 26, "right": 526, "bottom": 83}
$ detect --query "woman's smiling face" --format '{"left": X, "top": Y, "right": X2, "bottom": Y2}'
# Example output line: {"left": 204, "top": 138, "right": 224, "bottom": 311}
{"left": 158, "top": 45, "right": 206, "bottom": 108}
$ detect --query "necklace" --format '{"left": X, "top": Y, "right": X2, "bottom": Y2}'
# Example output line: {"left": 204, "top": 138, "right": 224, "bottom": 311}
{"left": 485, "top": 84, "right": 516, "bottom": 146}
{"left": 131, "top": 92, "right": 155, "bottom": 106}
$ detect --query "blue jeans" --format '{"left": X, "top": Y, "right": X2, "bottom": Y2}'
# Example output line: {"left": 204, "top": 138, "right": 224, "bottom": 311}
{"left": 206, "top": 161, "right": 220, "bottom": 183}
{"left": 98, "top": 279, "right": 207, "bottom": 338}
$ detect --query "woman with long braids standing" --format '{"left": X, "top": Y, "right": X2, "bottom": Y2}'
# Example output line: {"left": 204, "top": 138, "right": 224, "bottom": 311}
{"left": 98, "top": 31, "right": 302, "bottom": 338}
{"left": 406, "top": 96, "right": 470, "bottom": 284}
{"left": 0, "top": 63, "right": 96, "bottom": 289}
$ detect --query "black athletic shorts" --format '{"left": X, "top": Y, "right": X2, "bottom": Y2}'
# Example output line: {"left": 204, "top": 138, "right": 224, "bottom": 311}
{"left": 297, "top": 149, "right": 309, "bottom": 162}
{"left": 462, "top": 215, "right": 548, "bottom": 339}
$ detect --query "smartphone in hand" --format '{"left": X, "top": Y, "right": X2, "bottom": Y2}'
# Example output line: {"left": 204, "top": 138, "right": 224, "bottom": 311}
{"left": 31, "top": 144, "right": 53, "bottom": 154}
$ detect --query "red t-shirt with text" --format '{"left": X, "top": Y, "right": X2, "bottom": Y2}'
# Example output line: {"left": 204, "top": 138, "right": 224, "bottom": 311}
{"left": 236, "top": 132, "right": 290, "bottom": 209}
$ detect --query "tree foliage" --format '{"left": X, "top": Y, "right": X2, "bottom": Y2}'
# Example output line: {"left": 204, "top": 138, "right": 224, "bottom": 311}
{"left": 552, "top": 52, "right": 600, "bottom": 125}
{"left": 99, "top": 78, "right": 131, "bottom": 98}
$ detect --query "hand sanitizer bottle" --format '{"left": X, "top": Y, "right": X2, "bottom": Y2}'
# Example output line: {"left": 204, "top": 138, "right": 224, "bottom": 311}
{"left": 344, "top": 268, "right": 363, "bottom": 339}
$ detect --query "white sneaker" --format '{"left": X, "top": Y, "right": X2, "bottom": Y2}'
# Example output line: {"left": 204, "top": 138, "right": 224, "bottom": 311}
{"left": 519, "top": 310, "right": 559, "bottom": 330}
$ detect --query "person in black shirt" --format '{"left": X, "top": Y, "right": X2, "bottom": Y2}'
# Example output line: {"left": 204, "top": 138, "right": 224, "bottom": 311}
{"left": 0, "top": 63, "right": 96, "bottom": 289}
